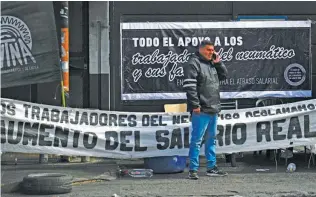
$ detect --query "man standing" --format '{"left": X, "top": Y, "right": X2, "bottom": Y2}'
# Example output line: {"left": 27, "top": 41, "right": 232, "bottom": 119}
{"left": 183, "top": 40, "right": 228, "bottom": 180}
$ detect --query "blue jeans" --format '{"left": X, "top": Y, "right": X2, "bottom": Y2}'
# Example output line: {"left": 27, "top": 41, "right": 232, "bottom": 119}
{"left": 189, "top": 112, "right": 218, "bottom": 171}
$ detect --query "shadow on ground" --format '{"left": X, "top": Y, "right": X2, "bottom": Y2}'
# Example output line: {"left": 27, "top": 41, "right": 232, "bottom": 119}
{"left": 116, "top": 151, "right": 316, "bottom": 181}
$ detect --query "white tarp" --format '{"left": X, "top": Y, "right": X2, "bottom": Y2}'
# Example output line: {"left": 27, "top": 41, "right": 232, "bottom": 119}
{"left": 1, "top": 98, "right": 316, "bottom": 158}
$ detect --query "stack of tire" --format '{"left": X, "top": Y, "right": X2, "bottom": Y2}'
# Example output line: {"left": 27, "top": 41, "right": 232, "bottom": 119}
{"left": 21, "top": 173, "right": 72, "bottom": 195}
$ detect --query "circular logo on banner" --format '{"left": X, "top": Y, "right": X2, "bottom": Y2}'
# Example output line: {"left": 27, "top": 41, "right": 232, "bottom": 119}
{"left": 284, "top": 63, "right": 306, "bottom": 86}
{"left": 1, "top": 15, "right": 36, "bottom": 71}
{"left": 1, "top": 15, "right": 32, "bottom": 49}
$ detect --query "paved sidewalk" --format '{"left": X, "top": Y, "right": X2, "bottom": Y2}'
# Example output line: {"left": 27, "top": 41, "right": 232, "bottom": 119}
{"left": 2, "top": 150, "right": 316, "bottom": 197}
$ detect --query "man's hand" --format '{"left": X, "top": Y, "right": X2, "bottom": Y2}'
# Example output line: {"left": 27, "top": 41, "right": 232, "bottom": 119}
{"left": 193, "top": 107, "right": 200, "bottom": 113}
{"left": 212, "top": 52, "right": 221, "bottom": 64}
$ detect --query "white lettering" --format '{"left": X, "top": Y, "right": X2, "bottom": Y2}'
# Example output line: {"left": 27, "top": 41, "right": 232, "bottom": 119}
{"left": 177, "top": 37, "right": 184, "bottom": 47}
{"left": 131, "top": 49, "right": 192, "bottom": 81}
{"left": 168, "top": 37, "right": 174, "bottom": 47}
{"left": 163, "top": 37, "right": 168, "bottom": 47}
{"left": 9, "top": 42, "right": 23, "bottom": 66}
{"left": 139, "top": 37, "right": 145, "bottom": 47}
{"left": 218, "top": 47, "right": 233, "bottom": 62}
{"left": 192, "top": 37, "right": 198, "bottom": 46}
{"left": 237, "top": 36, "right": 243, "bottom": 46}
{"left": 132, "top": 38, "right": 139, "bottom": 47}
{"left": 169, "top": 63, "right": 183, "bottom": 81}
{"left": 153, "top": 37, "right": 159, "bottom": 47}
{"left": 214, "top": 37, "right": 221, "bottom": 46}
{"left": 235, "top": 45, "right": 295, "bottom": 61}
{"left": 132, "top": 69, "right": 142, "bottom": 82}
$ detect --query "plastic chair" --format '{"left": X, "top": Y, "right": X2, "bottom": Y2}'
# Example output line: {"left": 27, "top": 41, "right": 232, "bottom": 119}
{"left": 164, "top": 103, "right": 187, "bottom": 113}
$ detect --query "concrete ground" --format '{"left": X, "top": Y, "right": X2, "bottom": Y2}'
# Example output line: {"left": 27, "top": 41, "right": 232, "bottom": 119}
{"left": 1, "top": 151, "right": 316, "bottom": 197}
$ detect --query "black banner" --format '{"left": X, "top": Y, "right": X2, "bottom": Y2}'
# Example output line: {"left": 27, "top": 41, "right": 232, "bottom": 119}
{"left": 121, "top": 21, "right": 312, "bottom": 100}
{"left": 1, "top": 2, "right": 60, "bottom": 88}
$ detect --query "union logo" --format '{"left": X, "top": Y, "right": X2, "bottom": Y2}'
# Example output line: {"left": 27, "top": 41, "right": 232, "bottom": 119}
{"left": 1, "top": 15, "right": 36, "bottom": 71}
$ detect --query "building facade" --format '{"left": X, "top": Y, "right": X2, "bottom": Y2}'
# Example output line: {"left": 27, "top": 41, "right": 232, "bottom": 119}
{"left": 2, "top": 1, "right": 316, "bottom": 112}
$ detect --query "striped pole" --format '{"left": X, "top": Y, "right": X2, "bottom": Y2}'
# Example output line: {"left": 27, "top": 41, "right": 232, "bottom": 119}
{"left": 59, "top": 2, "right": 70, "bottom": 162}
{"left": 60, "top": 1, "right": 69, "bottom": 105}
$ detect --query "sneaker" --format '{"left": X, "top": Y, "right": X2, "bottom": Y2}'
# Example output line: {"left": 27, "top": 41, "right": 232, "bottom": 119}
{"left": 206, "top": 166, "right": 228, "bottom": 177}
{"left": 188, "top": 170, "right": 199, "bottom": 180}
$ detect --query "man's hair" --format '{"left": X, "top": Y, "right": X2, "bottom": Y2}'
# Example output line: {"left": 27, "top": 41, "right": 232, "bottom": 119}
{"left": 199, "top": 40, "right": 214, "bottom": 48}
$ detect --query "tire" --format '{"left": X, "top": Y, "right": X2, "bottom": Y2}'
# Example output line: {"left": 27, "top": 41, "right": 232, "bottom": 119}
{"left": 22, "top": 173, "right": 73, "bottom": 195}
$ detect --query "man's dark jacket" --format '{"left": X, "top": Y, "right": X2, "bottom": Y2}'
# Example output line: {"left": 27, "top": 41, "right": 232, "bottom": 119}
{"left": 183, "top": 51, "right": 228, "bottom": 114}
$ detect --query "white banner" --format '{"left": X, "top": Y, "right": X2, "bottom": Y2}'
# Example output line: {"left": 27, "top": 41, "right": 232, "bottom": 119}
{"left": 1, "top": 98, "right": 316, "bottom": 158}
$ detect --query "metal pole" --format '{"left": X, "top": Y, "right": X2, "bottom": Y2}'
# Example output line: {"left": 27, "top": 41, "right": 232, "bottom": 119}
{"left": 59, "top": 1, "right": 70, "bottom": 162}
{"left": 97, "top": 21, "right": 102, "bottom": 109}
{"left": 60, "top": 1, "right": 69, "bottom": 103}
